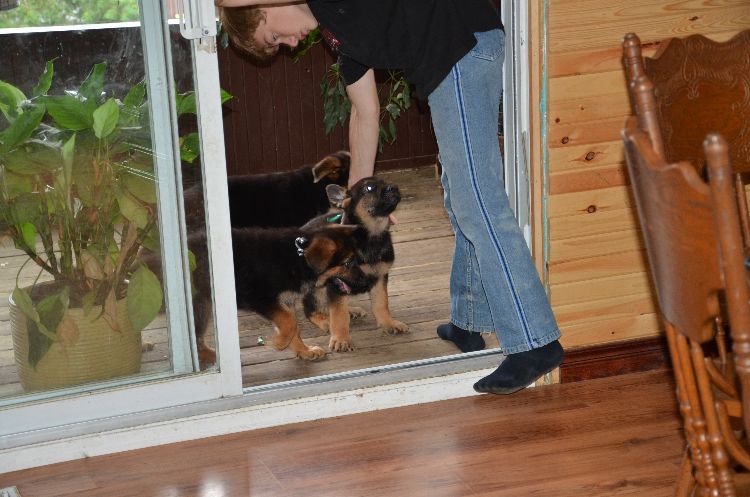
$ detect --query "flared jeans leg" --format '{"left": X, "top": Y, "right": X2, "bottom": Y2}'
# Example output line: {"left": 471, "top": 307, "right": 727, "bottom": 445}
{"left": 428, "top": 29, "right": 560, "bottom": 354}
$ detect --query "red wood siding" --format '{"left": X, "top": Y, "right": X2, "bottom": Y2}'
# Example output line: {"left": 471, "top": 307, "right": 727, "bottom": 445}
{"left": 217, "top": 43, "right": 438, "bottom": 176}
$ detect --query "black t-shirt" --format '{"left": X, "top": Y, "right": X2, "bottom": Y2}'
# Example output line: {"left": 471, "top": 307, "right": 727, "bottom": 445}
{"left": 308, "top": 0, "right": 502, "bottom": 98}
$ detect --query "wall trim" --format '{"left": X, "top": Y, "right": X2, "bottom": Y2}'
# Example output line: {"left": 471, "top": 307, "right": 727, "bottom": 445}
{"left": 559, "top": 336, "right": 670, "bottom": 383}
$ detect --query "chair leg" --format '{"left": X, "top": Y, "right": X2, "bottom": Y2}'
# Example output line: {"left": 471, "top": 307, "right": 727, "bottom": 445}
{"left": 675, "top": 447, "right": 696, "bottom": 497}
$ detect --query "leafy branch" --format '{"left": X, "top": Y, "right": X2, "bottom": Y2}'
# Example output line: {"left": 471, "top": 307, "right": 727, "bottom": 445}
{"left": 294, "top": 29, "right": 412, "bottom": 151}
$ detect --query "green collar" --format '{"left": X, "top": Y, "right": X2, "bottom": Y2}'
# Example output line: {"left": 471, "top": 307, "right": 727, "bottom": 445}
{"left": 326, "top": 212, "right": 343, "bottom": 223}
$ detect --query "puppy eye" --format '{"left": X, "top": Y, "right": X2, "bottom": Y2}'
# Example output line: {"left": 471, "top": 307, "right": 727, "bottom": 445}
{"left": 344, "top": 259, "right": 355, "bottom": 268}
{"left": 365, "top": 184, "right": 375, "bottom": 192}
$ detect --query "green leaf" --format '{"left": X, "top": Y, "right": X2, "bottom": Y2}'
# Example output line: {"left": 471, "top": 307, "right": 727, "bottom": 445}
{"left": 44, "top": 95, "right": 94, "bottom": 131}
{"left": 188, "top": 250, "right": 197, "bottom": 273}
{"left": 78, "top": 62, "right": 107, "bottom": 101}
{"left": 388, "top": 119, "right": 397, "bottom": 143}
{"left": 121, "top": 158, "right": 157, "bottom": 203}
{"left": 12, "top": 287, "right": 39, "bottom": 324}
{"left": 27, "top": 288, "right": 68, "bottom": 368}
{"left": 116, "top": 190, "right": 149, "bottom": 228}
{"left": 4, "top": 139, "right": 62, "bottom": 175}
{"left": 220, "top": 89, "right": 233, "bottom": 105}
{"left": 0, "top": 81, "right": 27, "bottom": 122}
{"left": 176, "top": 92, "right": 196, "bottom": 116}
{"left": 180, "top": 132, "right": 200, "bottom": 164}
{"left": 0, "top": 103, "right": 45, "bottom": 154}
{"left": 2, "top": 171, "right": 34, "bottom": 198}
{"left": 17, "top": 222, "right": 37, "bottom": 251}
{"left": 127, "top": 265, "right": 163, "bottom": 332}
{"left": 32, "top": 60, "right": 55, "bottom": 98}
{"left": 124, "top": 81, "right": 146, "bottom": 108}
{"left": 140, "top": 228, "right": 161, "bottom": 253}
{"left": 0, "top": 102, "right": 10, "bottom": 124}
{"left": 401, "top": 83, "right": 411, "bottom": 108}
{"left": 92, "top": 98, "right": 119, "bottom": 139}
{"left": 385, "top": 103, "right": 400, "bottom": 119}
{"left": 11, "top": 192, "right": 43, "bottom": 224}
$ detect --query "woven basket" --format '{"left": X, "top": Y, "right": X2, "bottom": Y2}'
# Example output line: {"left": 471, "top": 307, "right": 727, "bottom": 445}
{"left": 10, "top": 289, "right": 142, "bottom": 392}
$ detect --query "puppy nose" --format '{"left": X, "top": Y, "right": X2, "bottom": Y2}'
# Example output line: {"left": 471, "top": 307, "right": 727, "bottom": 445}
{"left": 384, "top": 184, "right": 400, "bottom": 200}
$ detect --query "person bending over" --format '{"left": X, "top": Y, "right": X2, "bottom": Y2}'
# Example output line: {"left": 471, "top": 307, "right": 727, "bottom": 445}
{"left": 217, "top": 0, "right": 564, "bottom": 394}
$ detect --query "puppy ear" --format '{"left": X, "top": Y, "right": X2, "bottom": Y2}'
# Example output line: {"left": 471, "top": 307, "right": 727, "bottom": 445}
{"left": 326, "top": 183, "right": 349, "bottom": 207}
{"left": 302, "top": 236, "right": 337, "bottom": 273}
{"left": 312, "top": 154, "right": 343, "bottom": 183}
{"left": 333, "top": 150, "right": 351, "bottom": 169}
{"left": 325, "top": 223, "right": 358, "bottom": 237}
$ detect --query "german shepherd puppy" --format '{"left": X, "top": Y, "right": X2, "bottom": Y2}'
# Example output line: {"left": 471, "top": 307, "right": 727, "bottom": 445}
{"left": 183, "top": 151, "right": 350, "bottom": 230}
{"left": 301, "top": 176, "right": 409, "bottom": 352}
{"left": 187, "top": 223, "right": 370, "bottom": 363}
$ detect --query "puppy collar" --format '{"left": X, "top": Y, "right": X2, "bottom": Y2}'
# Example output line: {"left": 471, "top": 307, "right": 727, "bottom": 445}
{"left": 295, "top": 236, "right": 308, "bottom": 256}
{"left": 326, "top": 212, "right": 343, "bottom": 223}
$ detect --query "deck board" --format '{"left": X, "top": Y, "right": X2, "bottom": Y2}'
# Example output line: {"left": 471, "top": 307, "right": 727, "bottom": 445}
{"left": 0, "top": 167, "right": 501, "bottom": 395}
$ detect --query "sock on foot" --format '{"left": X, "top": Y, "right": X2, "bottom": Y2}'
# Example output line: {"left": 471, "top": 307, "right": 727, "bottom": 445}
{"left": 474, "top": 340, "right": 564, "bottom": 395}
{"left": 437, "top": 323, "right": 486, "bottom": 353}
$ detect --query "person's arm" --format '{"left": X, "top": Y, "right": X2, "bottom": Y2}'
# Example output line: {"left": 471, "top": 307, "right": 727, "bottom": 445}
{"left": 345, "top": 68, "right": 380, "bottom": 187}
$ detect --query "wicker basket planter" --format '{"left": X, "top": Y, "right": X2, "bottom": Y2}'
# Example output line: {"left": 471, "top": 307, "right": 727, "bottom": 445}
{"left": 10, "top": 287, "right": 142, "bottom": 392}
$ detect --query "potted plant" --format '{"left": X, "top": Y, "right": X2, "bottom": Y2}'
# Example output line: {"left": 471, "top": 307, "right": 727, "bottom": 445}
{"left": 0, "top": 60, "right": 168, "bottom": 391}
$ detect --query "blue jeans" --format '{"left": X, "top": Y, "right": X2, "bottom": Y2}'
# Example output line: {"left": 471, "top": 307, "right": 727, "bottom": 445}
{"left": 427, "top": 29, "right": 560, "bottom": 354}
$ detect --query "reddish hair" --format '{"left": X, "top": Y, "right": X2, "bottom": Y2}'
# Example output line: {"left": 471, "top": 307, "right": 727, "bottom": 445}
{"left": 219, "top": 5, "right": 279, "bottom": 60}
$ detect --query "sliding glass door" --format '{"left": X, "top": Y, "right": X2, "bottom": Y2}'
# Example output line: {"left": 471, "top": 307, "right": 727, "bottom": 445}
{"left": 0, "top": 0, "right": 240, "bottom": 439}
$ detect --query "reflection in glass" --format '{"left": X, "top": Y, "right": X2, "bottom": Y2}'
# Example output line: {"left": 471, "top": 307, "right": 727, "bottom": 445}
{"left": 0, "top": 17, "right": 210, "bottom": 400}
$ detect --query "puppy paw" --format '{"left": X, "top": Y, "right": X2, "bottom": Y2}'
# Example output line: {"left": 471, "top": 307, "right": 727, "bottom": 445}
{"left": 297, "top": 345, "right": 327, "bottom": 361}
{"left": 380, "top": 319, "right": 410, "bottom": 335}
{"left": 349, "top": 306, "right": 367, "bottom": 319}
{"left": 307, "top": 312, "right": 330, "bottom": 331}
{"left": 198, "top": 344, "right": 217, "bottom": 368}
{"left": 141, "top": 341, "right": 155, "bottom": 352}
{"left": 329, "top": 336, "right": 355, "bottom": 352}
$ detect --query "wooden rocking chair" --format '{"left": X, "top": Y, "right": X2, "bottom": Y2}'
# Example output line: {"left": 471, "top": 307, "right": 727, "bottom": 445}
{"left": 622, "top": 76, "right": 750, "bottom": 495}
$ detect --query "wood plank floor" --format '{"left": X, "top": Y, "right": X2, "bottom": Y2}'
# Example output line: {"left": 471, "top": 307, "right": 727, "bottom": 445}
{"left": 0, "top": 166, "right": 500, "bottom": 396}
{"left": 0, "top": 370, "right": 685, "bottom": 497}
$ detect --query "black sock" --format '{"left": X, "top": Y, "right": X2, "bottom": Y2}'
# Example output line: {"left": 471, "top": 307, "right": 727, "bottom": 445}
{"left": 437, "top": 323, "right": 485, "bottom": 353}
{"left": 474, "top": 340, "right": 564, "bottom": 395}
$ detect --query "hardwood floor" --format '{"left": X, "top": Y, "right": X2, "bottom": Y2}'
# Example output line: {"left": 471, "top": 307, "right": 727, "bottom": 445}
{"left": 0, "top": 371, "right": 685, "bottom": 497}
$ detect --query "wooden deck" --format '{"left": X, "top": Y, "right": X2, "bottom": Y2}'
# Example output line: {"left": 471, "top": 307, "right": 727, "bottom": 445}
{"left": 0, "top": 166, "right": 500, "bottom": 396}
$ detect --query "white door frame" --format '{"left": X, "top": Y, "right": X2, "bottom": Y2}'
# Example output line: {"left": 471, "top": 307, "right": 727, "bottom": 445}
{"left": 502, "top": 0, "right": 533, "bottom": 247}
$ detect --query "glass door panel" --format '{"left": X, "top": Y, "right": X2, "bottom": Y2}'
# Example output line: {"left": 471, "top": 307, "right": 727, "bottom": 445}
{"left": 0, "top": 0, "right": 214, "bottom": 405}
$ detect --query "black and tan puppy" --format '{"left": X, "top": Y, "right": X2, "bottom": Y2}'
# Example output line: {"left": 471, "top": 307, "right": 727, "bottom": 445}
{"left": 302, "top": 176, "right": 409, "bottom": 352}
{"left": 187, "top": 223, "right": 369, "bottom": 363}
{"left": 183, "top": 151, "right": 350, "bottom": 230}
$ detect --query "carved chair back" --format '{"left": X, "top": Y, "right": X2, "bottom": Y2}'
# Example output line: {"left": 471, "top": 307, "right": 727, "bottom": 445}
{"left": 622, "top": 31, "right": 750, "bottom": 246}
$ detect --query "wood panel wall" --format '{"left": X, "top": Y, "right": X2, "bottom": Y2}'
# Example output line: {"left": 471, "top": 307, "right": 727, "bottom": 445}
{"left": 543, "top": 0, "right": 750, "bottom": 350}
